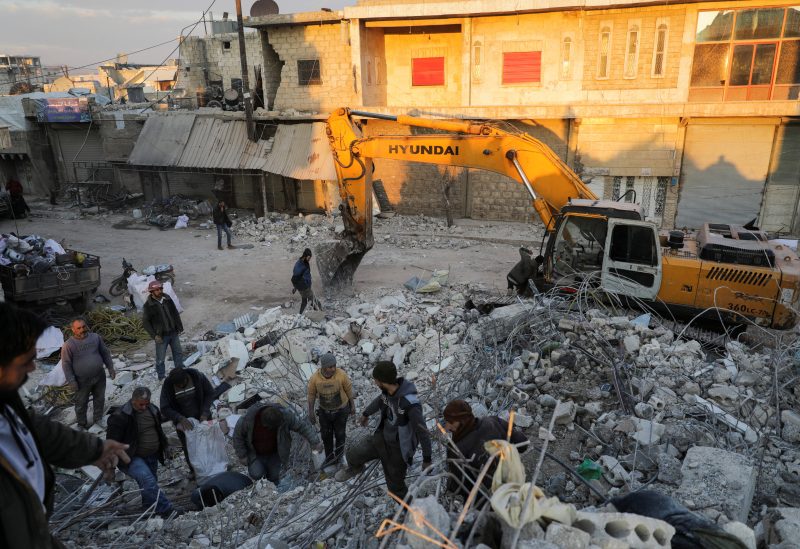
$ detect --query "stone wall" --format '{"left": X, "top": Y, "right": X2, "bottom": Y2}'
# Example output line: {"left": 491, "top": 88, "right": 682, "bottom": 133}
{"left": 266, "top": 22, "right": 357, "bottom": 112}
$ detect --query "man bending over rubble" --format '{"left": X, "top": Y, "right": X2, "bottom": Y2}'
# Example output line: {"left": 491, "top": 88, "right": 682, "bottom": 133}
{"left": 443, "top": 400, "right": 528, "bottom": 500}
{"left": 335, "top": 361, "right": 432, "bottom": 500}
{"left": 107, "top": 386, "right": 178, "bottom": 518}
{"left": 0, "top": 303, "right": 129, "bottom": 548}
{"left": 233, "top": 401, "right": 323, "bottom": 484}
{"left": 62, "top": 318, "right": 117, "bottom": 429}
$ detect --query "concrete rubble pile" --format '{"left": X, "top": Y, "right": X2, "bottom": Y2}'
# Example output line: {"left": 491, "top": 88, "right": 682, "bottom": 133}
{"left": 43, "top": 280, "right": 800, "bottom": 548}
{"left": 231, "top": 212, "right": 485, "bottom": 251}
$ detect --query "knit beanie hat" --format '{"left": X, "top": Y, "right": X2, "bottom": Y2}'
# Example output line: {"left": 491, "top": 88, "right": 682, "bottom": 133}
{"left": 302, "top": 248, "right": 313, "bottom": 258}
{"left": 372, "top": 361, "right": 397, "bottom": 384}
{"left": 443, "top": 400, "right": 475, "bottom": 424}
{"left": 319, "top": 353, "right": 337, "bottom": 368}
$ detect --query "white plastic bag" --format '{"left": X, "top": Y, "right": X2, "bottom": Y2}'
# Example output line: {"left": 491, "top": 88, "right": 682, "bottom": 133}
{"left": 36, "top": 326, "right": 64, "bottom": 358}
{"left": 185, "top": 418, "right": 229, "bottom": 482}
{"left": 174, "top": 215, "right": 189, "bottom": 229}
{"left": 39, "top": 361, "right": 67, "bottom": 387}
{"left": 128, "top": 273, "right": 183, "bottom": 312}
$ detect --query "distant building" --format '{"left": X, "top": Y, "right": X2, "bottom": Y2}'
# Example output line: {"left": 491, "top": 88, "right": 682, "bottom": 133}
{"left": 0, "top": 55, "right": 44, "bottom": 95}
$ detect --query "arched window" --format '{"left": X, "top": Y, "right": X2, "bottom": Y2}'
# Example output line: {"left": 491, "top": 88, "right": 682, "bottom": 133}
{"left": 624, "top": 24, "right": 640, "bottom": 78}
{"left": 561, "top": 37, "right": 572, "bottom": 79}
{"left": 652, "top": 23, "right": 668, "bottom": 77}
{"left": 598, "top": 26, "right": 612, "bottom": 78}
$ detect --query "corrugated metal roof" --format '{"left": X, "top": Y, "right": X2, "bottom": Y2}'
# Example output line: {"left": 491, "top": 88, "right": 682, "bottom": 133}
{"left": 128, "top": 114, "right": 273, "bottom": 171}
{"left": 128, "top": 114, "right": 196, "bottom": 166}
{"left": 262, "top": 123, "right": 336, "bottom": 180}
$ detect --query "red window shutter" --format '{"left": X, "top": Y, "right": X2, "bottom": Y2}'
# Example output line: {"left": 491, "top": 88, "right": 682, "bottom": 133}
{"left": 412, "top": 57, "right": 445, "bottom": 86}
{"left": 502, "top": 51, "right": 542, "bottom": 84}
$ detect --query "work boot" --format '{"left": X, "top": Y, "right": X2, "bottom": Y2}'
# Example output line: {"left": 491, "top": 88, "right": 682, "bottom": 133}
{"left": 217, "top": 245, "right": 223, "bottom": 250}
{"left": 334, "top": 465, "right": 364, "bottom": 482}
{"left": 228, "top": 244, "right": 236, "bottom": 249}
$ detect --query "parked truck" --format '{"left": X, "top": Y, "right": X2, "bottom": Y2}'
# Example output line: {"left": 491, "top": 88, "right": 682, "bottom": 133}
{"left": 0, "top": 250, "right": 101, "bottom": 312}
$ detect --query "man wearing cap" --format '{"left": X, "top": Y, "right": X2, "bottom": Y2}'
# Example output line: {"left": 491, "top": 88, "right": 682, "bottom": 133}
{"left": 291, "top": 248, "right": 317, "bottom": 314}
{"left": 335, "top": 361, "right": 432, "bottom": 499}
{"left": 233, "top": 402, "right": 322, "bottom": 484}
{"left": 443, "top": 400, "right": 528, "bottom": 499}
{"left": 307, "top": 353, "right": 355, "bottom": 468}
{"left": 142, "top": 280, "right": 184, "bottom": 380}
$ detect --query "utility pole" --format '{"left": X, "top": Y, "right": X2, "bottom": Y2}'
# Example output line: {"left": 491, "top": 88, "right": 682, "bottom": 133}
{"left": 235, "top": 0, "right": 256, "bottom": 142}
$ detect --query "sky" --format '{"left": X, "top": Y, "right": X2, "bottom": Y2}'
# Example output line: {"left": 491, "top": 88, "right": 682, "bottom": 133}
{"left": 0, "top": 0, "right": 351, "bottom": 70}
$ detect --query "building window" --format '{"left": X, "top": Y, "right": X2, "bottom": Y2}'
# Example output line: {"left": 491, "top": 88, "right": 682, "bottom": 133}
{"left": 502, "top": 51, "right": 542, "bottom": 84}
{"left": 652, "top": 23, "right": 668, "bottom": 77}
{"left": 624, "top": 25, "right": 640, "bottom": 78}
{"left": 561, "top": 37, "right": 572, "bottom": 79}
{"left": 598, "top": 25, "right": 612, "bottom": 79}
{"left": 223, "top": 41, "right": 231, "bottom": 50}
{"left": 690, "top": 7, "right": 800, "bottom": 101}
{"left": 411, "top": 56, "right": 445, "bottom": 86}
{"left": 297, "top": 59, "right": 322, "bottom": 86}
{"left": 472, "top": 39, "right": 483, "bottom": 82}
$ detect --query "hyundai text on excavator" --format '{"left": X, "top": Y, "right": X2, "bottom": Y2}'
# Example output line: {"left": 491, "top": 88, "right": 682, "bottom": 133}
{"left": 319, "top": 107, "right": 800, "bottom": 330}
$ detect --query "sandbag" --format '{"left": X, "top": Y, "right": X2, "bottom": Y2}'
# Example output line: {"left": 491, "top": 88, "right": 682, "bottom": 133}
{"left": 185, "top": 418, "right": 228, "bottom": 482}
{"left": 127, "top": 273, "right": 183, "bottom": 312}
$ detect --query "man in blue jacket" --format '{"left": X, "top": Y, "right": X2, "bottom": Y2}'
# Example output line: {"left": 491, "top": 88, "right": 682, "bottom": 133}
{"left": 291, "top": 248, "right": 318, "bottom": 314}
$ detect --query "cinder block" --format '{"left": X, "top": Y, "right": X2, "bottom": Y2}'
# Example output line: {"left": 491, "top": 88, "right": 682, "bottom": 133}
{"left": 572, "top": 511, "right": 675, "bottom": 548}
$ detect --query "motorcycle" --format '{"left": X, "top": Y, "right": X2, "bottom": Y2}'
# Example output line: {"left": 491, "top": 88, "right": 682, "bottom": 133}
{"left": 108, "top": 258, "right": 176, "bottom": 296}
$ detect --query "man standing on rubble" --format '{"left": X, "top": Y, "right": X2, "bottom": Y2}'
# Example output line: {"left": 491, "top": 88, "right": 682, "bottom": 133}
{"left": 442, "top": 400, "right": 528, "bottom": 499}
{"left": 0, "top": 303, "right": 130, "bottom": 548}
{"left": 335, "top": 361, "right": 432, "bottom": 500}
{"left": 308, "top": 353, "right": 355, "bottom": 468}
{"left": 291, "top": 248, "right": 318, "bottom": 314}
{"left": 142, "top": 280, "right": 184, "bottom": 381}
{"left": 159, "top": 368, "right": 215, "bottom": 479}
{"left": 233, "top": 401, "right": 323, "bottom": 484}
{"left": 212, "top": 200, "right": 236, "bottom": 250}
{"left": 107, "top": 386, "right": 178, "bottom": 518}
{"left": 62, "top": 318, "right": 117, "bottom": 430}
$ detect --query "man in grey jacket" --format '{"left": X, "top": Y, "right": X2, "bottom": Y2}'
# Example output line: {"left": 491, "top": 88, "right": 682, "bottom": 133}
{"left": 62, "top": 318, "right": 116, "bottom": 429}
{"left": 335, "top": 361, "right": 432, "bottom": 499}
{"left": 232, "top": 402, "right": 322, "bottom": 483}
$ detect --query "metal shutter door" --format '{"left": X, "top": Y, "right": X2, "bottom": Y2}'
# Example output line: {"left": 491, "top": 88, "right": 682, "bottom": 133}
{"left": 675, "top": 123, "right": 775, "bottom": 229}
{"left": 56, "top": 128, "right": 106, "bottom": 181}
{"left": 759, "top": 124, "right": 800, "bottom": 233}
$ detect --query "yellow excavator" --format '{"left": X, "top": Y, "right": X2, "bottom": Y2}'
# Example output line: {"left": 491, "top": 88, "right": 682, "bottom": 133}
{"left": 320, "top": 107, "right": 800, "bottom": 330}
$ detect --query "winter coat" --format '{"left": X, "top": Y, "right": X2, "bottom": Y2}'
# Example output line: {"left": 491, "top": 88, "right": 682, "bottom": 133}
{"left": 232, "top": 403, "right": 319, "bottom": 466}
{"left": 362, "top": 378, "right": 432, "bottom": 464}
{"left": 446, "top": 415, "right": 528, "bottom": 497}
{"left": 142, "top": 294, "right": 183, "bottom": 338}
{"left": 159, "top": 368, "right": 215, "bottom": 423}
{"left": 0, "top": 393, "right": 102, "bottom": 549}
{"left": 212, "top": 206, "right": 232, "bottom": 227}
{"left": 106, "top": 401, "right": 168, "bottom": 466}
{"left": 291, "top": 259, "right": 312, "bottom": 291}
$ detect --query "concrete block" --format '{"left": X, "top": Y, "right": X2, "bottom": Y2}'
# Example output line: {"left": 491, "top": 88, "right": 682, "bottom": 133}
{"left": 545, "top": 522, "right": 591, "bottom": 549}
{"left": 572, "top": 511, "right": 674, "bottom": 548}
{"left": 554, "top": 401, "right": 577, "bottom": 425}
{"left": 402, "top": 496, "right": 449, "bottom": 549}
{"left": 113, "top": 371, "right": 134, "bottom": 386}
{"left": 677, "top": 446, "right": 756, "bottom": 522}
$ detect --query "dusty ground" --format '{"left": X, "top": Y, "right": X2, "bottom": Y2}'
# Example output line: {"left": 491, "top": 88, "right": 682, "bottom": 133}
{"left": 1, "top": 200, "right": 538, "bottom": 339}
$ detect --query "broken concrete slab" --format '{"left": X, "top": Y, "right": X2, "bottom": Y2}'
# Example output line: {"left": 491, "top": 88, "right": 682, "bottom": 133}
{"left": 544, "top": 522, "right": 590, "bottom": 549}
{"left": 554, "top": 401, "right": 577, "bottom": 425}
{"left": 677, "top": 446, "right": 756, "bottom": 523}
{"left": 402, "top": 496, "right": 449, "bottom": 549}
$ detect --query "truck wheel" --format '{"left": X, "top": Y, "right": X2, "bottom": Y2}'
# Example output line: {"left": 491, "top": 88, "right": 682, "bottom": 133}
{"left": 70, "top": 293, "right": 90, "bottom": 313}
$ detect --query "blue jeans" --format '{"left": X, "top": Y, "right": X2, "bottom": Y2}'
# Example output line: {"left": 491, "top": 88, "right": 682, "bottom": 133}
{"left": 155, "top": 333, "right": 183, "bottom": 379}
{"left": 248, "top": 453, "right": 281, "bottom": 483}
{"left": 126, "top": 455, "right": 173, "bottom": 514}
{"left": 216, "top": 224, "right": 232, "bottom": 247}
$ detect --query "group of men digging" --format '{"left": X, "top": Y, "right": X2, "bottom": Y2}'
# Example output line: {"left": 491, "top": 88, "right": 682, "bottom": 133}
{"left": 1, "top": 296, "right": 528, "bottom": 548}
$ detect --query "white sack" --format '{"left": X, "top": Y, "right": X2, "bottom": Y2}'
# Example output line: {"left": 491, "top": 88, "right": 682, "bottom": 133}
{"left": 184, "top": 418, "right": 229, "bottom": 482}
{"left": 36, "top": 326, "right": 64, "bottom": 358}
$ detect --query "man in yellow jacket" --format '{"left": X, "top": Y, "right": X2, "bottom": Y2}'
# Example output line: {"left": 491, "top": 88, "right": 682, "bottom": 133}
{"left": 307, "top": 353, "right": 355, "bottom": 468}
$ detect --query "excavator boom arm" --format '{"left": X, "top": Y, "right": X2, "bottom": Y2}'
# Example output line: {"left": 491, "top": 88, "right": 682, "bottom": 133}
{"left": 321, "top": 107, "right": 596, "bottom": 285}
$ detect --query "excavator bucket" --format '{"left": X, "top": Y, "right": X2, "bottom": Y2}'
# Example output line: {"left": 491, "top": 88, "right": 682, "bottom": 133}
{"left": 315, "top": 239, "right": 367, "bottom": 288}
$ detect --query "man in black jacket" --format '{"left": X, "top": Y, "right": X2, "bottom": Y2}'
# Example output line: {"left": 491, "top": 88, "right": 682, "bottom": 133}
{"left": 142, "top": 280, "right": 184, "bottom": 380}
{"left": 160, "top": 368, "right": 215, "bottom": 478}
{"left": 443, "top": 400, "right": 528, "bottom": 500}
{"left": 212, "top": 201, "right": 235, "bottom": 250}
{"left": 107, "top": 386, "right": 176, "bottom": 517}
{"left": 0, "top": 303, "right": 129, "bottom": 549}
